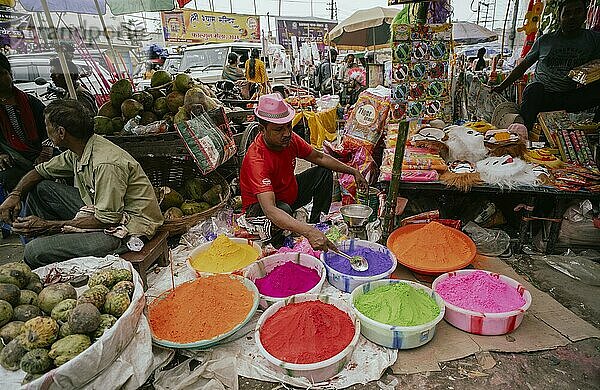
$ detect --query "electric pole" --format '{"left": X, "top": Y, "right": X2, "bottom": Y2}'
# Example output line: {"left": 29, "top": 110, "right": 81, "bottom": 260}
{"left": 326, "top": 0, "right": 338, "bottom": 20}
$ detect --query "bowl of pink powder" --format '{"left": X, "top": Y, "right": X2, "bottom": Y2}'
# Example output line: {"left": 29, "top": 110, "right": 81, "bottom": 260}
{"left": 255, "top": 294, "right": 361, "bottom": 382}
{"left": 432, "top": 270, "right": 532, "bottom": 335}
{"left": 244, "top": 252, "right": 326, "bottom": 309}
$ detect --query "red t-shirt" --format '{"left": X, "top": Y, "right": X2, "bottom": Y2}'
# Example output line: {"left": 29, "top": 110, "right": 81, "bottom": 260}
{"left": 240, "top": 132, "right": 313, "bottom": 210}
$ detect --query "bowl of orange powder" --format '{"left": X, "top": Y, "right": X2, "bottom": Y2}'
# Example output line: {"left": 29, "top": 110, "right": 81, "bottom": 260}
{"left": 255, "top": 294, "right": 361, "bottom": 382}
{"left": 148, "top": 274, "right": 259, "bottom": 349}
{"left": 387, "top": 221, "right": 476, "bottom": 274}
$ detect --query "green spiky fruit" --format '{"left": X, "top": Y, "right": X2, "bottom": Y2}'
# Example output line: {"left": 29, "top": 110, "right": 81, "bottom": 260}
{"left": 49, "top": 334, "right": 91, "bottom": 366}
{"left": 68, "top": 303, "right": 100, "bottom": 334}
{"left": 112, "top": 281, "right": 134, "bottom": 297}
{"left": 110, "top": 269, "right": 133, "bottom": 284}
{"left": 78, "top": 285, "right": 110, "bottom": 309}
{"left": 0, "top": 299, "right": 13, "bottom": 327}
{"left": 88, "top": 270, "right": 118, "bottom": 289}
{"left": 0, "top": 283, "right": 20, "bottom": 306}
{"left": 24, "top": 273, "right": 43, "bottom": 294}
{"left": 103, "top": 291, "right": 130, "bottom": 318}
{"left": 38, "top": 283, "right": 77, "bottom": 314}
{"left": 0, "top": 336, "right": 28, "bottom": 370}
{"left": 93, "top": 314, "right": 118, "bottom": 340}
{"left": 50, "top": 299, "right": 77, "bottom": 323}
{"left": 20, "top": 348, "right": 53, "bottom": 374}
{"left": 21, "top": 317, "right": 59, "bottom": 350}
{"left": 0, "top": 321, "right": 24, "bottom": 343}
{"left": 19, "top": 290, "right": 38, "bottom": 306}
{"left": 12, "top": 304, "right": 42, "bottom": 322}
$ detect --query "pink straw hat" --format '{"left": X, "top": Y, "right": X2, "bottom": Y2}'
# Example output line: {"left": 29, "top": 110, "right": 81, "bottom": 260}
{"left": 254, "top": 93, "right": 296, "bottom": 124}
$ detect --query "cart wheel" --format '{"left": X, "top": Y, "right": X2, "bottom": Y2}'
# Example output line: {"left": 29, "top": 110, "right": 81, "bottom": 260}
{"left": 238, "top": 122, "right": 260, "bottom": 157}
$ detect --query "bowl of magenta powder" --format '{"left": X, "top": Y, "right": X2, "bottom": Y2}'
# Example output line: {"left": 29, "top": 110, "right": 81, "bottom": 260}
{"left": 321, "top": 239, "right": 397, "bottom": 293}
{"left": 432, "top": 270, "right": 532, "bottom": 335}
{"left": 255, "top": 294, "right": 361, "bottom": 382}
{"left": 244, "top": 252, "right": 326, "bottom": 309}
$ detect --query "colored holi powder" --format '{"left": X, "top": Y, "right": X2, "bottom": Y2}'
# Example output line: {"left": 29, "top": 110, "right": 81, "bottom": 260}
{"left": 389, "top": 222, "right": 473, "bottom": 269}
{"left": 354, "top": 283, "right": 440, "bottom": 326}
{"left": 435, "top": 270, "right": 526, "bottom": 313}
{"left": 190, "top": 234, "right": 259, "bottom": 273}
{"left": 325, "top": 247, "right": 393, "bottom": 276}
{"left": 260, "top": 300, "right": 355, "bottom": 364}
{"left": 254, "top": 262, "right": 321, "bottom": 298}
{"left": 148, "top": 274, "right": 254, "bottom": 343}
{"left": 278, "top": 238, "right": 322, "bottom": 258}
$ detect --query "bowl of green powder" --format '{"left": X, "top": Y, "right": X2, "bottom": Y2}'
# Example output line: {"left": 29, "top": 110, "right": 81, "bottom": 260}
{"left": 350, "top": 279, "right": 445, "bottom": 349}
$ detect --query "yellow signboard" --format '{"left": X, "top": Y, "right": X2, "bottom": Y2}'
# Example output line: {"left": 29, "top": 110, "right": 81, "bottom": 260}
{"left": 161, "top": 10, "right": 260, "bottom": 44}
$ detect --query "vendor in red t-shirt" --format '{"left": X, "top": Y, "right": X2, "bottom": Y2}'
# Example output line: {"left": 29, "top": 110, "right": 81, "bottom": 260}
{"left": 240, "top": 93, "right": 367, "bottom": 251}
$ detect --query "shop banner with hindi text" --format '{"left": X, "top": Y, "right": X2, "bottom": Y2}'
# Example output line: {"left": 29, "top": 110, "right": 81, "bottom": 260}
{"left": 161, "top": 9, "right": 260, "bottom": 44}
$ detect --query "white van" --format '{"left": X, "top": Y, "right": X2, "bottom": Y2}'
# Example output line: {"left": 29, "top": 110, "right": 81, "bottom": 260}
{"left": 179, "top": 42, "right": 291, "bottom": 84}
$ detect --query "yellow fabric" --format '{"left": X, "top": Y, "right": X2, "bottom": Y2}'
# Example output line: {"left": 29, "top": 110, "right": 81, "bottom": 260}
{"left": 35, "top": 134, "right": 163, "bottom": 238}
{"left": 245, "top": 58, "right": 268, "bottom": 84}
{"left": 292, "top": 108, "right": 338, "bottom": 149}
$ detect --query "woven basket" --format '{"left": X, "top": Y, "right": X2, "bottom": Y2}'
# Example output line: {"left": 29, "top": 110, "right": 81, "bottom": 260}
{"left": 138, "top": 156, "right": 231, "bottom": 236}
{"left": 106, "top": 132, "right": 188, "bottom": 159}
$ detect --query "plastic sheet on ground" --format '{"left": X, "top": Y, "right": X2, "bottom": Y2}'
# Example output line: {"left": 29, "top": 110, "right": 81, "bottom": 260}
{"left": 463, "top": 221, "right": 510, "bottom": 257}
{"left": 0, "top": 256, "right": 171, "bottom": 390}
{"left": 146, "top": 247, "right": 398, "bottom": 389}
{"left": 533, "top": 249, "right": 600, "bottom": 286}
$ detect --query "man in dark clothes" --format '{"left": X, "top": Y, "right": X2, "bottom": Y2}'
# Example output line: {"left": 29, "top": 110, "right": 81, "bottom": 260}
{"left": 493, "top": 0, "right": 600, "bottom": 130}
{"left": 49, "top": 57, "right": 99, "bottom": 115}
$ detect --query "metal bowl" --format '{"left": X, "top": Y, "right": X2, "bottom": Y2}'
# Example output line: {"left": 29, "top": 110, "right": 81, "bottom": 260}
{"left": 340, "top": 204, "right": 373, "bottom": 227}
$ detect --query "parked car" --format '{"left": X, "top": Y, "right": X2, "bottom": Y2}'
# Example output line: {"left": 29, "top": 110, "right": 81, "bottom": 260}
{"left": 7, "top": 53, "right": 114, "bottom": 99}
{"left": 179, "top": 42, "right": 291, "bottom": 85}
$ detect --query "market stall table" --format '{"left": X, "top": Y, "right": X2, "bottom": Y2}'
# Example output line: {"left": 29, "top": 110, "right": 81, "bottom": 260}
{"left": 393, "top": 181, "right": 599, "bottom": 254}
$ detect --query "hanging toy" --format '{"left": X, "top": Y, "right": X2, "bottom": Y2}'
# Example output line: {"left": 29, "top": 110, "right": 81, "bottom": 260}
{"left": 517, "top": 0, "right": 544, "bottom": 35}
{"left": 476, "top": 155, "right": 538, "bottom": 188}
{"left": 444, "top": 125, "right": 488, "bottom": 162}
{"left": 440, "top": 160, "right": 482, "bottom": 191}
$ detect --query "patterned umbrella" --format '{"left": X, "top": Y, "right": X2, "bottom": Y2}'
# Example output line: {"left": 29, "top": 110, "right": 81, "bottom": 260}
{"left": 328, "top": 6, "right": 401, "bottom": 50}
{"left": 452, "top": 21, "right": 498, "bottom": 46}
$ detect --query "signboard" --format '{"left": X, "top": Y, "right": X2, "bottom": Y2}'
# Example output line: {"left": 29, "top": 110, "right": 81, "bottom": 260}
{"left": 0, "top": 10, "right": 38, "bottom": 52}
{"left": 161, "top": 10, "right": 260, "bottom": 44}
{"left": 276, "top": 18, "right": 337, "bottom": 52}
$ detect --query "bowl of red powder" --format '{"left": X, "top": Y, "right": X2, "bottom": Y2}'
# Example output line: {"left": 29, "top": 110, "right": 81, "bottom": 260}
{"left": 244, "top": 252, "right": 326, "bottom": 309}
{"left": 387, "top": 221, "right": 477, "bottom": 275}
{"left": 432, "top": 270, "right": 532, "bottom": 335}
{"left": 255, "top": 294, "right": 361, "bottom": 382}
{"left": 321, "top": 239, "right": 397, "bottom": 293}
{"left": 148, "top": 274, "right": 259, "bottom": 349}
